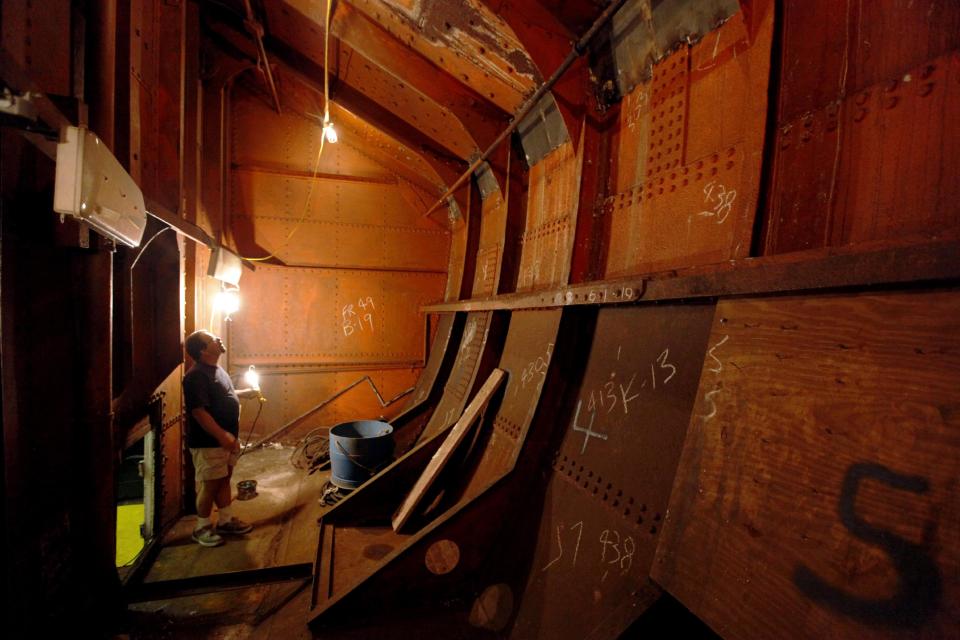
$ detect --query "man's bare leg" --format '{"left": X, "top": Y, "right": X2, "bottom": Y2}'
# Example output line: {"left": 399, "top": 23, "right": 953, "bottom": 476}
{"left": 192, "top": 478, "right": 226, "bottom": 546}
{"left": 214, "top": 467, "right": 252, "bottom": 534}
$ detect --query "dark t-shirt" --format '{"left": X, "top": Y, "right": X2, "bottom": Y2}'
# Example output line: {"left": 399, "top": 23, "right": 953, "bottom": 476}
{"left": 183, "top": 362, "right": 240, "bottom": 448}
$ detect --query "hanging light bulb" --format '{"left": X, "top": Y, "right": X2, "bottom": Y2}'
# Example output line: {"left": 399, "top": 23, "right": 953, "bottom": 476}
{"left": 243, "top": 364, "right": 260, "bottom": 390}
{"left": 214, "top": 286, "right": 241, "bottom": 318}
{"left": 323, "top": 120, "right": 338, "bottom": 144}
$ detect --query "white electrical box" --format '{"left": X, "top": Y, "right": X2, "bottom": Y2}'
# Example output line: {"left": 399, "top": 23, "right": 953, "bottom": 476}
{"left": 53, "top": 125, "right": 147, "bottom": 248}
{"left": 207, "top": 244, "right": 244, "bottom": 286}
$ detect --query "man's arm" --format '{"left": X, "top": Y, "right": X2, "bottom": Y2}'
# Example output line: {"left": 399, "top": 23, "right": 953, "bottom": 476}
{"left": 191, "top": 407, "right": 240, "bottom": 452}
{"left": 235, "top": 387, "right": 263, "bottom": 400}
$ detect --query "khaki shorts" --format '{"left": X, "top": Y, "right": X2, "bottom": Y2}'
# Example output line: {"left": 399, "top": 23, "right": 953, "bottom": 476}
{"left": 190, "top": 447, "right": 239, "bottom": 483}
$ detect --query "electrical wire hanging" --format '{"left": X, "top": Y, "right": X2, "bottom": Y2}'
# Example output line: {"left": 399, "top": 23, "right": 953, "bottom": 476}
{"left": 237, "top": 0, "right": 335, "bottom": 262}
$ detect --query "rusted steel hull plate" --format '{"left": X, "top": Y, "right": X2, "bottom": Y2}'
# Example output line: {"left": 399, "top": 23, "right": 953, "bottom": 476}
{"left": 230, "top": 265, "right": 443, "bottom": 368}
{"left": 510, "top": 303, "right": 715, "bottom": 638}
{"left": 517, "top": 141, "right": 583, "bottom": 292}
{"left": 419, "top": 311, "right": 493, "bottom": 441}
{"left": 602, "top": 3, "right": 773, "bottom": 276}
{"left": 457, "top": 309, "right": 563, "bottom": 498}
{"left": 391, "top": 313, "right": 458, "bottom": 421}
{"left": 765, "top": 0, "right": 960, "bottom": 253}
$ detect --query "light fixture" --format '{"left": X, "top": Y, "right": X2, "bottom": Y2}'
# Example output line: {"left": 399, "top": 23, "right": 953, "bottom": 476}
{"left": 323, "top": 120, "right": 338, "bottom": 144}
{"left": 320, "top": 0, "right": 338, "bottom": 144}
{"left": 214, "top": 285, "right": 241, "bottom": 318}
{"left": 208, "top": 244, "right": 243, "bottom": 286}
{"left": 54, "top": 125, "right": 148, "bottom": 247}
{"left": 243, "top": 364, "right": 260, "bottom": 390}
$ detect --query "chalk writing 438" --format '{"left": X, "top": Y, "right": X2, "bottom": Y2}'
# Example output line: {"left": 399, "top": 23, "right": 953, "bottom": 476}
{"left": 697, "top": 181, "right": 737, "bottom": 224}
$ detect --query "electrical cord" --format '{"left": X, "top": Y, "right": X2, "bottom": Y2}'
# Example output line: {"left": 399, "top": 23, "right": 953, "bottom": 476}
{"left": 235, "top": 0, "right": 334, "bottom": 263}
{"left": 238, "top": 395, "right": 266, "bottom": 458}
{"left": 289, "top": 426, "right": 330, "bottom": 473}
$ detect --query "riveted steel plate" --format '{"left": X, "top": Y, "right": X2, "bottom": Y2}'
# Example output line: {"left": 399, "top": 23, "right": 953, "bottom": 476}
{"left": 392, "top": 313, "right": 458, "bottom": 420}
{"left": 457, "top": 309, "right": 563, "bottom": 498}
{"left": 230, "top": 264, "right": 444, "bottom": 367}
{"left": 419, "top": 311, "right": 493, "bottom": 441}
{"left": 517, "top": 141, "right": 583, "bottom": 292}
{"left": 600, "top": 4, "right": 772, "bottom": 277}
{"left": 765, "top": 0, "right": 960, "bottom": 253}
{"left": 517, "top": 92, "right": 571, "bottom": 167}
{"left": 510, "top": 302, "right": 715, "bottom": 639}
{"left": 471, "top": 187, "right": 508, "bottom": 298}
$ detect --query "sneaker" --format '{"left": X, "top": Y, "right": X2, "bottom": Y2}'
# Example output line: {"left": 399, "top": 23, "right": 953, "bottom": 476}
{"left": 192, "top": 525, "right": 224, "bottom": 547}
{"left": 217, "top": 517, "right": 253, "bottom": 535}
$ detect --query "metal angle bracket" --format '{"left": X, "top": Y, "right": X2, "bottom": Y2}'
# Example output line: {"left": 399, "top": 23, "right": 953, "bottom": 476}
{"left": 516, "top": 92, "right": 571, "bottom": 167}
{"left": 601, "top": 0, "right": 740, "bottom": 96}
{"left": 473, "top": 161, "right": 500, "bottom": 202}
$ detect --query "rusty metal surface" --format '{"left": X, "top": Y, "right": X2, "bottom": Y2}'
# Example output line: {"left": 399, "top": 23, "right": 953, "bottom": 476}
{"left": 390, "top": 313, "right": 458, "bottom": 422}
{"left": 510, "top": 302, "right": 715, "bottom": 639}
{"left": 456, "top": 309, "right": 562, "bottom": 498}
{"left": 229, "top": 90, "right": 450, "bottom": 272}
{"left": 516, "top": 93, "right": 571, "bottom": 166}
{"left": 237, "top": 368, "right": 421, "bottom": 443}
{"left": 343, "top": 0, "right": 539, "bottom": 114}
{"left": 414, "top": 176, "right": 511, "bottom": 439}
{"left": 230, "top": 175, "right": 449, "bottom": 270}
{"left": 419, "top": 311, "right": 492, "bottom": 441}
{"left": 516, "top": 140, "right": 583, "bottom": 292}
{"left": 444, "top": 202, "right": 469, "bottom": 301}
{"left": 229, "top": 264, "right": 442, "bottom": 367}
{"left": 1, "top": 0, "right": 72, "bottom": 96}
{"left": 242, "top": 74, "right": 448, "bottom": 197}
{"left": 764, "top": 0, "right": 960, "bottom": 254}
{"left": 267, "top": 0, "right": 480, "bottom": 161}
{"left": 600, "top": 3, "right": 772, "bottom": 276}
{"left": 471, "top": 183, "right": 509, "bottom": 298}
{"left": 605, "top": 0, "right": 740, "bottom": 96}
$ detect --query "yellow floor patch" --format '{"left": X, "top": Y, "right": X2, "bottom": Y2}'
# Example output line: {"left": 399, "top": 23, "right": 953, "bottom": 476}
{"left": 116, "top": 503, "right": 145, "bottom": 566}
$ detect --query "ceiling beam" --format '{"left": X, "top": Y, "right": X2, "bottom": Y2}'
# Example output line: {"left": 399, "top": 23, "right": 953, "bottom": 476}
{"left": 482, "top": 0, "right": 592, "bottom": 139}
{"left": 343, "top": 0, "right": 538, "bottom": 113}
{"left": 327, "top": 2, "right": 510, "bottom": 151}
{"left": 265, "top": 36, "right": 466, "bottom": 188}
{"left": 204, "top": 17, "right": 466, "bottom": 189}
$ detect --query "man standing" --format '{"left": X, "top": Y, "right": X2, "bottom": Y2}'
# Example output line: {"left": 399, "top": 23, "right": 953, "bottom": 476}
{"left": 183, "top": 329, "right": 260, "bottom": 547}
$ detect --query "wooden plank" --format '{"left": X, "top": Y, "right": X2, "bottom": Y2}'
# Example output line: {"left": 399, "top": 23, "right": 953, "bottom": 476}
{"left": 392, "top": 368, "right": 506, "bottom": 532}
{"left": 653, "top": 289, "right": 960, "bottom": 638}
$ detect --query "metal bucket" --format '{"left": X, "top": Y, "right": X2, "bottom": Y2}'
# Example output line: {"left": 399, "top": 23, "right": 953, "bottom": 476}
{"left": 328, "top": 420, "right": 394, "bottom": 489}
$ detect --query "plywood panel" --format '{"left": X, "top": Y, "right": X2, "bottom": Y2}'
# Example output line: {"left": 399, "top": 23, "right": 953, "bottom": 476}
{"left": 600, "top": 4, "right": 772, "bottom": 276}
{"left": 653, "top": 290, "right": 960, "bottom": 638}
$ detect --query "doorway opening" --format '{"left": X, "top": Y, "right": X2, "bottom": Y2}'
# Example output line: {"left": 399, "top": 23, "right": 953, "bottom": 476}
{"left": 116, "top": 429, "right": 156, "bottom": 575}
